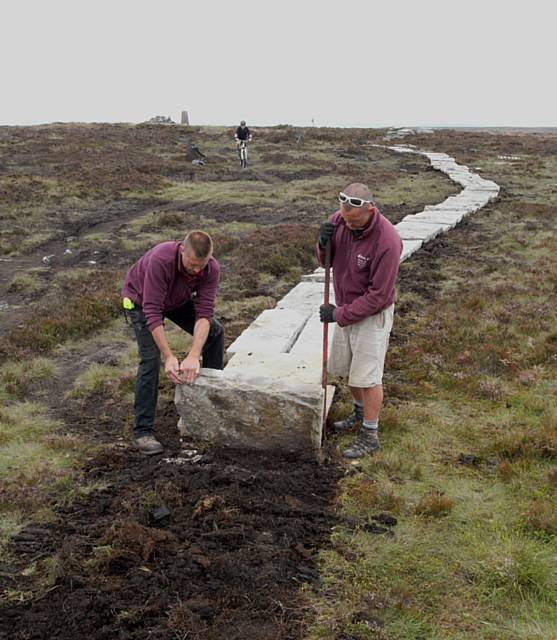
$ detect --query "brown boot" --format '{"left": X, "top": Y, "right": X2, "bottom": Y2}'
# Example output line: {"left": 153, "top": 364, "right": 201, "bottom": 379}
{"left": 133, "top": 435, "right": 164, "bottom": 456}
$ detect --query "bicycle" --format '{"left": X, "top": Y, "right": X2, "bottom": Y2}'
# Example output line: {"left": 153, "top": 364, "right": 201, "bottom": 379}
{"left": 238, "top": 139, "right": 249, "bottom": 169}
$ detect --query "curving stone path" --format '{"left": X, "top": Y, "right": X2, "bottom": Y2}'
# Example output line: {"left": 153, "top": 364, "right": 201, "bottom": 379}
{"left": 175, "top": 147, "right": 500, "bottom": 455}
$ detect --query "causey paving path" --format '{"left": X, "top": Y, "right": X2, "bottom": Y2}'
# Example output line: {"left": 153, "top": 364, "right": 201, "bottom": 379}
{"left": 175, "top": 146, "right": 500, "bottom": 454}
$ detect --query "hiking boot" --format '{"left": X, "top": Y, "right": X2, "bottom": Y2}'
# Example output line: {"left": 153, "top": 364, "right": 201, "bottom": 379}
{"left": 342, "top": 428, "right": 380, "bottom": 459}
{"left": 133, "top": 435, "right": 164, "bottom": 456}
{"left": 332, "top": 405, "right": 363, "bottom": 432}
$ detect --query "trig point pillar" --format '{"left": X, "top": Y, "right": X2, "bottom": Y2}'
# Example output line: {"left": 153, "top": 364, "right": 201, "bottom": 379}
{"left": 181, "top": 111, "right": 189, "bottom": 125}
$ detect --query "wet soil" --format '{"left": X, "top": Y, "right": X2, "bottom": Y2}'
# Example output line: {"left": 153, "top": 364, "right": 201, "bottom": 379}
{"left": 1, "top": 406, "right": 344, "bottom": 639}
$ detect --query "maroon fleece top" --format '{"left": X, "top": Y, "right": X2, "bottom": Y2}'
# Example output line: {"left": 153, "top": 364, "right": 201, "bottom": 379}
{"left": 122, "top": 241, "right": 219, "bottom": 331}
{"left": 316, "top": 208, "right": 402, "bottom": 327}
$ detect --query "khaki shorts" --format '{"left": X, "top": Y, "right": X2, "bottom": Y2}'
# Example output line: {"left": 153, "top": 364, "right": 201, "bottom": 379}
{"left": 328, "top": 304, "right": 394, "bottom": 387}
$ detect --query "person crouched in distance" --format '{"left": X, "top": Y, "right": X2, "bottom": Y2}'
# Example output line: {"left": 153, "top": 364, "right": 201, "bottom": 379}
{"left": 235, "top": 120, "right": 252, "bottom": 147}
{"left": 317, "top": 183, "right": 402, "bottom": 459}
{"left": 122, "top": 231, "right": 224, "bottom": 455}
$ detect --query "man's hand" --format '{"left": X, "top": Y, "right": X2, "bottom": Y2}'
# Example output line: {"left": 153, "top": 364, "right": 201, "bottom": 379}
{"left": 319, "top": 221, "right": 336, "bottom": 248}
{"left": 319, "top": 303, "right": 336, "bottom": 323}
{"left": 164, "top": 355, "right": 183, "bottom": 384}
{"left": 179, "top": 354, "right": 201, "bottom": 385}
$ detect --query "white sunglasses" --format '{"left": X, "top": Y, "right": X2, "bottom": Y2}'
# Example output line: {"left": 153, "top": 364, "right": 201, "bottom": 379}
{"left": 339, "top": 192, "right": 373, "bottom": 208}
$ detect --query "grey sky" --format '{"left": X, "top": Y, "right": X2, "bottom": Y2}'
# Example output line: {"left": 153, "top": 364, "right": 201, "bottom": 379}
{"left": 2, "top": 0, "right": 555, "bottom": 127}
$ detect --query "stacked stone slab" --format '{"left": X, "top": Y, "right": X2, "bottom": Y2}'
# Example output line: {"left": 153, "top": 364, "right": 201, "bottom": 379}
{"left": 175, "top": 146, "right": 499, "bottom": 454}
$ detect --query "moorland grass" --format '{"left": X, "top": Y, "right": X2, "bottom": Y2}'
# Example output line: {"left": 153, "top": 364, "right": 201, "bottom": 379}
{"left": 308, "top": 153, "right": 557, "bottom": 639}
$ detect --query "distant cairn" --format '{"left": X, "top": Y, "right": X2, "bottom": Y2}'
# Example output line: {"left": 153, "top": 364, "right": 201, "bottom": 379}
{"left": 144, "top": 115, "right": 176, "bottom": 125}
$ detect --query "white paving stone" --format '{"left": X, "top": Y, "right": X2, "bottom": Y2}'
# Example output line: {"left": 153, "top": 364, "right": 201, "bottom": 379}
{"left": 290, "top": 313, "right": 334, "bottom": 360}
{"left": 409, "top": 211, "right": 466, "bottom": 228}
{"left": 301, "top": 267, "right": 330, "bottom": 282}
{"left": 401, "top": 213, "right": 456, "bottom": 229}
{"left": 227, "top": 308, "right": 310, "bottom": 357}
{"left": 277, "top": 281, "right": 326, "bottom": 313}
{"left": 400, "top": 239, "right": 423, "bottom": 262}
{"left": 395, "top": 220, "right": 447, "bottom": 241}
{"left": 175, "top": 364, "right": 334, "bottom": 454}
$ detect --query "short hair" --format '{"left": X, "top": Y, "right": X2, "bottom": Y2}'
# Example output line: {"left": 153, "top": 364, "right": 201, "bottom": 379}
{"left": 183, "top": 230, "right": 213, "bottom": 259}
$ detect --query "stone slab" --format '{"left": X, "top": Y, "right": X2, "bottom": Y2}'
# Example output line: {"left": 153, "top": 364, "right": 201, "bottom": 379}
{"left": 227, "top": 308, "right": 310, "bottom": 357}
{"left": 409, "top": 211, "right": 466, "bottom": 227}
{"left": 175, "top": 366, "right": 334, "bottom": 454}
{"left": 395, "top": 220, "right": 446, "bottom": 241}
{"left": 277, "top": 281, "right": 326, "bottom": 313}
{"left": 225, "top": 352, "right": 322, "bottom": 384}
{"left": 401, "top": 213, "right": 455, "bottom": 229}
{"left": 290, "top": 313, "right": 334, "bottom": 360}
{"left": 400, "top": 239, "right": 423, "bottom": 262}
{"left": 301, "top": 267, "right": 334, "bottom": 283}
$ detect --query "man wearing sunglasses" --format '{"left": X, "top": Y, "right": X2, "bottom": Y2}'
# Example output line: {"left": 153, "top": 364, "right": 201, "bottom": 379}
{"left": 317, "top": 183, "right": 402, "bottom": 459}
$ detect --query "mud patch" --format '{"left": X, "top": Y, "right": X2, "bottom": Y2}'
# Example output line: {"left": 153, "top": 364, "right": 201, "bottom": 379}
{"left": 0, "top": 423, "right": 342, "bottom": 639}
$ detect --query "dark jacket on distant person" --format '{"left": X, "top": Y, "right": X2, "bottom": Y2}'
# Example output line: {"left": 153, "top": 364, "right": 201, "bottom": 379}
{"left": 235, "top": 126, "right": 251, "bottom": 141}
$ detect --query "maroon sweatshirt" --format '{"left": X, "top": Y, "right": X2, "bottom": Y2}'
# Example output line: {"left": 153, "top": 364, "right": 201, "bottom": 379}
{"left": 316, "top": 208, "right": 402, "bottom": 327}
{"left": 122, "top": 241, "right": 219, "bottom": 332}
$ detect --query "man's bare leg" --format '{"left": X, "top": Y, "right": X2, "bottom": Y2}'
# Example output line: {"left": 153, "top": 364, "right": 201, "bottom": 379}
{"left": 349, "top": 384, "right": 383, "bottom": 421}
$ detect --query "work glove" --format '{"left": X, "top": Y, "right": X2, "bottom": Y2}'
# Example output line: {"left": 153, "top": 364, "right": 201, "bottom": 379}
{"left": 319, "top": 221, "right": 336, "bottom": 248}
{"left": 319, "top": 303, "right": 336, "bottom": 323}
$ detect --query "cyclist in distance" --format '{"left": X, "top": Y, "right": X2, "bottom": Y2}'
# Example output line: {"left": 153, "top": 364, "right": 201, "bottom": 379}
{"left": 235, "top": 120, "right": 252, "bottom": 147}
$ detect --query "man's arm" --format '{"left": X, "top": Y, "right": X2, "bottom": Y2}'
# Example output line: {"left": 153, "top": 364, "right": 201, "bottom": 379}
{"left": 151, "top": 325, "right": 182, "bottom": 384}
{"left": 180, "top": 318, "right": 210, "bottom": 384}
{"left": 335, "top": 246, "right": 400, "bottom": 326}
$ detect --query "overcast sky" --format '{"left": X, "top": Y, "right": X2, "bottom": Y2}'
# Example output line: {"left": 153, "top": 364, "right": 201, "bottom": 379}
{"left": 2, "top": 0, "right": 555, "bottom": 128}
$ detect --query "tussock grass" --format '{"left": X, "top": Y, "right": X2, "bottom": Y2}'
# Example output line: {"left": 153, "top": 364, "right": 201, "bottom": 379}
{"left": 0, "top": 401, "right": 87, "bottom": 554}
{"left": 66, "top": 363, "right": 122, "bottom": 399}
{"left": 0, "top": 402, "right": 77, "bottom": 480}
{"left": 0, "top": 271, "right": 121, "bottom": 362}
{"left": 7, "top": 271, "right": 41, "bottom": 293}
{"left": 0, "top": 357, "right": 57, "bottom": 402}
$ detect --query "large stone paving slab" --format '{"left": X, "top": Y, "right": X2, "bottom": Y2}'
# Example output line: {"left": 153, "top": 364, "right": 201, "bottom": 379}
{"left": 400, "top": 239, "right": 424, "bottom": 262}
{"left": 395, "top": 219, "right": 447, "bottom": 241}
{"left": 227, "top": 308, "right": 310, "bottom": 357}
{"left": 277, "top": 281, "right": 326, "bottom": 313}
{"left": 175, "top": 363, "right": 334, "bottom": 454}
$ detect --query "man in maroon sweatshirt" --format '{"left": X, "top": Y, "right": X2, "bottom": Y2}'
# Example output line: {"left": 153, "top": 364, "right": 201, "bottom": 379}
{"left": 317, "top": 183, "right": 402, "bottom": 458}
{"left": 122, "top": 231, "right": 224, "bottom": 455}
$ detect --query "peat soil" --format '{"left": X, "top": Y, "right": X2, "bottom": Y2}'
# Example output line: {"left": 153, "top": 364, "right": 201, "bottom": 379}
{"left": 1, "top": 419, "right": 344, "bottom": 639}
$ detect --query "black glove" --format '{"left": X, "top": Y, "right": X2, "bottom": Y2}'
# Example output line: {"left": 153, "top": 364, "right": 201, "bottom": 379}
{"left": 319, "top": 221, "right": 336, "bottom": 248}
{"left": 319, "top": 303, "right": 336, "bottom": 323}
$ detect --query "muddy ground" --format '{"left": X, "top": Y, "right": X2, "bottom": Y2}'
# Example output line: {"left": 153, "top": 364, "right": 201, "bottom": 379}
{"left": 1, "top": 124, "right": 552, "bottom": 639}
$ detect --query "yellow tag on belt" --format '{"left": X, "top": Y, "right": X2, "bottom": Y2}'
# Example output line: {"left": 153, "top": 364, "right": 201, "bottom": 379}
{"left": 122, "top": 297, "right": 135, "bottom": 310}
